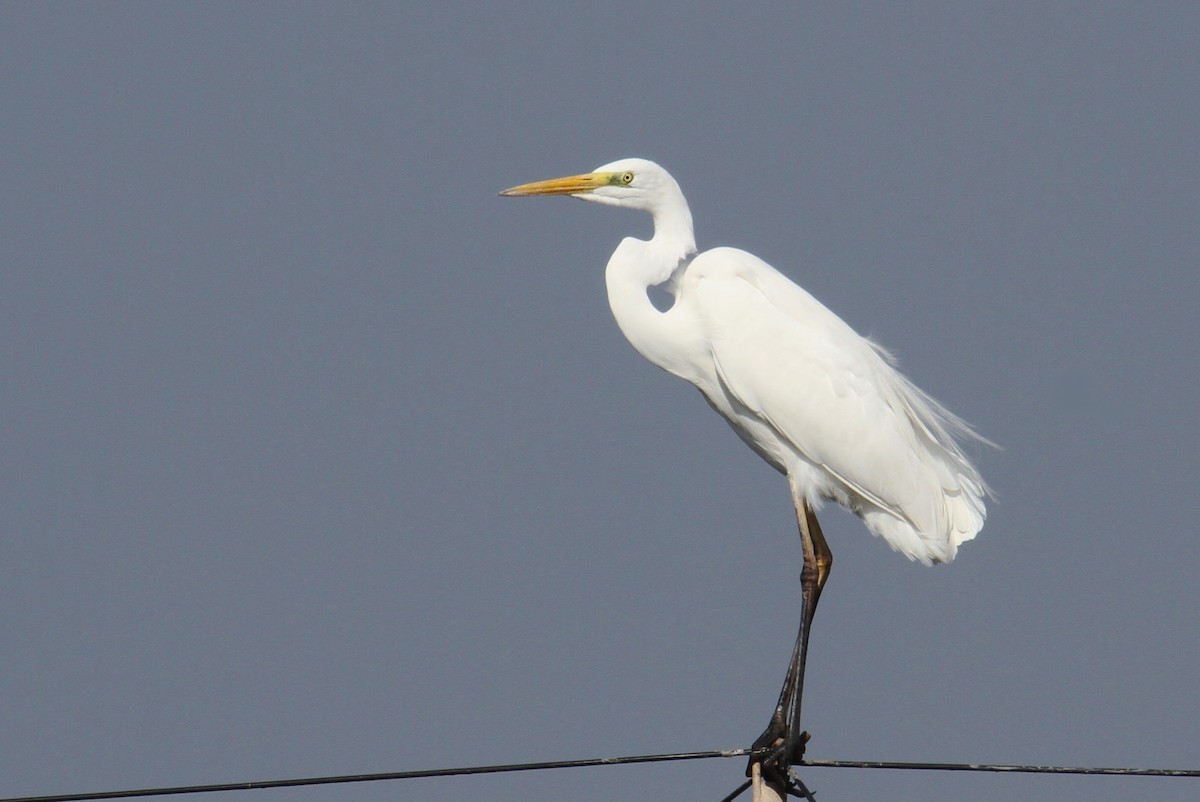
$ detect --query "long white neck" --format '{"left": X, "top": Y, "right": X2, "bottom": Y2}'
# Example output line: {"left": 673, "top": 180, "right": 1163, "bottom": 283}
{"left": 603, "top": 201, "right": 700, "bottom": 380}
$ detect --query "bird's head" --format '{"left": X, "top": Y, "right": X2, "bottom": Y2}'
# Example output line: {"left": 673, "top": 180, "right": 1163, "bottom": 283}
{"left": 500, "top": 158, "right": 682, "bottom": 214}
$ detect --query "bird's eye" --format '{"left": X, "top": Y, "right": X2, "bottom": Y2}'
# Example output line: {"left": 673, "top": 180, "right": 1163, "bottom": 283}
{"left": 620, "top": 171, "right": 635, "bottom": 185}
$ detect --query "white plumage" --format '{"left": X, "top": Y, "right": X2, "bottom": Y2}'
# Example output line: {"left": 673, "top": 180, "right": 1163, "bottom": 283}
{"left": 687, "top": 245, "right": 986, "bottom": 564}
{"left": 502, "top": 156, "right": 990, "bottom": 772}
{"left": 505, "top": 157, "right": 987, "bottom": 565}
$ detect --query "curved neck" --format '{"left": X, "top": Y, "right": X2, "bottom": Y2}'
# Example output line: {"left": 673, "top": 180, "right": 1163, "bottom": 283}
{"left": 651, "top": 200, "right": 696, "bottom": 266}
{"left": 603, "top": 206, "right": 699, "bottom": 380}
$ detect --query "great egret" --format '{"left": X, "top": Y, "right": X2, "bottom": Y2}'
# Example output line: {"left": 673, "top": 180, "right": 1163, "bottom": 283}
{"left": 501, "top": 159, "right": 987, "bottom": 775}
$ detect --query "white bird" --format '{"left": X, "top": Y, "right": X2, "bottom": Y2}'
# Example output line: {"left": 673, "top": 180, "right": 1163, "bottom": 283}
{"left": 501, "top": 158, "right": 987, "bottom": 775}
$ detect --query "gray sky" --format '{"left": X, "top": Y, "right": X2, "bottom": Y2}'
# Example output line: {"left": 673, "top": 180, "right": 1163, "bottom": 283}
{"left": 3, "top": 4, "right": 1198, "bottom": 801}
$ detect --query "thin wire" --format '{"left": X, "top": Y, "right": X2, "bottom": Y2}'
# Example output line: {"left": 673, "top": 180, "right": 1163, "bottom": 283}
{"left": 4, "top": 749, "right": 1198, "bottom": 802}
{"left": 715, "top": 779, "right": 752, "bottom": 802}
{"left": 0, "top": 749, "right": 750, "bottom": 802}
{"left": 800, "top": 758, "right": 1200, "bottom": 777}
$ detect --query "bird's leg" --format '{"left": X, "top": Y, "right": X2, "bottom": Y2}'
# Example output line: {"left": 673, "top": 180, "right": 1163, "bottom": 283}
{"left": 749, "top": 492, "right": 832, "bottom": 782}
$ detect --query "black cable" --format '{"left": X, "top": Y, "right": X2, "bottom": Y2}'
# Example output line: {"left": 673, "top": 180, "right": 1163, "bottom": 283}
{"left": 799, "top": 758, "right": 1200, "bottom": 777}
{"left": 0, "top": 749, "right": 750, "bottom": 802}
{"left": 4, "top": 749, "right": 1198, "bottom": 802}
{"left": 715, "top": 778, "right": 752, "bottom": 802}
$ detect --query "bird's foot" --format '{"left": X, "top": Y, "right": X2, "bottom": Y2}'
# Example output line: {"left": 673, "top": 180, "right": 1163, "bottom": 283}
{"left": 747, "top": 721, "right": 810, "bottom": 782}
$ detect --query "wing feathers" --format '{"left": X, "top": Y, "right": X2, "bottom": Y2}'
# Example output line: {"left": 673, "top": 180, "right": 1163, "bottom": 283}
{"left": 686, "top": 247, "right": 987, "bottom": 563}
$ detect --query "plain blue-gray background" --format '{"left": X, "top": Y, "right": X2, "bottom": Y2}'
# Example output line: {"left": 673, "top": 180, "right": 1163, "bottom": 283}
{"left": 3, "top": 4, "right": 1197, "bottom": 801}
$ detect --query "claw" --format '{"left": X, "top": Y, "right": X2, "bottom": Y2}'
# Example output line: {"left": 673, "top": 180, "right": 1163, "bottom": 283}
{"left": 747, "top": 727, "right": 811, "bottom": 780}
{"left": 790, "top": 730, "right": 811, "bottom": 762}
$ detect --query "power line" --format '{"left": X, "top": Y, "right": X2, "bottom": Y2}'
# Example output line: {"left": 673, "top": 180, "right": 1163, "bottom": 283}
{"left": 3, "top": 749, "right": 1198, "bottom": 802}
{"left": 0, "top": 750, "right": 747, "bottom": 802}
{"left": 802, "top": 758, "right": 1200, "bottom": 777}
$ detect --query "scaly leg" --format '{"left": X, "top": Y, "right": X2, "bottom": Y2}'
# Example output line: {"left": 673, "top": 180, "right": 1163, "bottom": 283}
{"left": 749, "top": 484, "right": 832, "bottom": 783}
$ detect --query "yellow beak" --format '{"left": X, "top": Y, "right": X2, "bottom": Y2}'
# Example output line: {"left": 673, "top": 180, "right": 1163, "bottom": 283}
{"left": 500, "top": 172, "right": 611, "bottom": 197}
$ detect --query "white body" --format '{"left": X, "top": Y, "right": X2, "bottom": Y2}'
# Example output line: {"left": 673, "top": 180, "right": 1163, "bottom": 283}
{"left": 507, "top": 158, "right": 987, "bottom": 565}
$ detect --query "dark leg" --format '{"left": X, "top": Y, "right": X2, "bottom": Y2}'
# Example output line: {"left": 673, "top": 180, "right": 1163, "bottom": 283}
{"left": 748, "top": 486, "right": 832, "bottom": 782}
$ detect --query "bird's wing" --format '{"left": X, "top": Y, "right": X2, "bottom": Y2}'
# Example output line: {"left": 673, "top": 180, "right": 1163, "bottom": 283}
{"left": 688, "top": 248, "right": 956, "bottom": 532}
